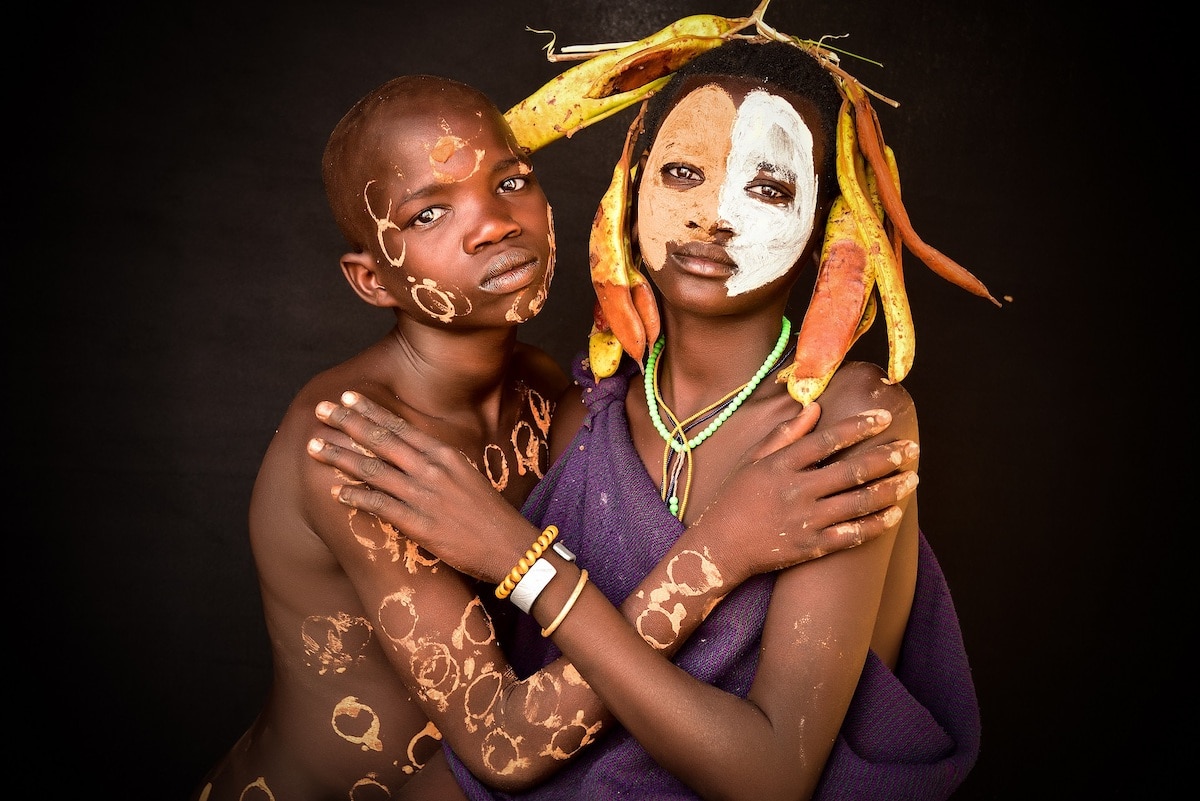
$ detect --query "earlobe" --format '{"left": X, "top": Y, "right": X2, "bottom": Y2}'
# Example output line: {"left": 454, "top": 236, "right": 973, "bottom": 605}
{"left": 340, "top": 252, "right": 395, "bottom": 307}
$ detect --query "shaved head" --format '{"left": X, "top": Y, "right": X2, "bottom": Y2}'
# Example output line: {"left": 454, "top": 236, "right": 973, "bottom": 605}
{"left": 323, "top": 75, "right": 507, "bottom": 251}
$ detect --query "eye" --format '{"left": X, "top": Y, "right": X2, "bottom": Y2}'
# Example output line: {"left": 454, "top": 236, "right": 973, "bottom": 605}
{"left": 747, "top": 179, "right": 794, "bottom": 205}
{"left": 409, "top": 206, "right": 449, "bottom": 228}
{"left": 662, "top": 162, "right": 703, "bottom": 186}
{"left": 498, "top": 175, "right": 529, "bottom": 193}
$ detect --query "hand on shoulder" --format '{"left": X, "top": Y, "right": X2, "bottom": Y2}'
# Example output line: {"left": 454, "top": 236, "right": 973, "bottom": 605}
{"left": 820, "top": 360, "right": 918, "bottom": 442}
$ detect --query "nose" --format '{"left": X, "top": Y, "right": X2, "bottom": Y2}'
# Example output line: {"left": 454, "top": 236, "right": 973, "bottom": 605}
{"left": 685, "top": 217, "right": 734, "bottom": 240}
{"left": 464, "top": 197, "right": 521, "bottom": 253}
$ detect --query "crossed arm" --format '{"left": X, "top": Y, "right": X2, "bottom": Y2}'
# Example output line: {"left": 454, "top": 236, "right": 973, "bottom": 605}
{"left": 305, "top": 389, "right": 917, "bottom": 796}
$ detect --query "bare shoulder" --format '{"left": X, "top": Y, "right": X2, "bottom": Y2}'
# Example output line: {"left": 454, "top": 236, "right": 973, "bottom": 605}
{"left": 276, "top": 353, "right": 387, "bottom": 450}
{"left": 819, "top": 361, "right": 918, "bottom": 442}
{"left": 251, "top": 347, "right": 397, "bottom": 529}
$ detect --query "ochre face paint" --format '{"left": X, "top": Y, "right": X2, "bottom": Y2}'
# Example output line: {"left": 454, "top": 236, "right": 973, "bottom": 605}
{"left": 502, "top": 205, "right": 556, "bottom": 323}
{"left": 364, "top": 180, "right": 407, "bottom": 269}
{"left": 639, "top": 83, "right": 729, "bottom": 277}
{"left": 405, "top": 276, "right": 473, "bottom": 322}
{"left": 428, "top": 131, "right": 484, "bottom": 184}
{"left": 638, "top": 82, "right": 820, "bottom": 296}
{"left": 354, "top": 104, "right": 553, "bottom": 334}
{"left": 366, "top": 117, "right": 489, "bottom": 268}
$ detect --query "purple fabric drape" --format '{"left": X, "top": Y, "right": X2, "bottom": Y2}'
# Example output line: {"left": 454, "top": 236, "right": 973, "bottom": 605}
{"left": 447, "top": 355, "right": 980, "bottom": 799}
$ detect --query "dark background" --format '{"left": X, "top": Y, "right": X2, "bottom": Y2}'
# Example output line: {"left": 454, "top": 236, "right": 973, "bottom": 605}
{"left": 33, "top": 1, "right": 1180, "bottom": 798}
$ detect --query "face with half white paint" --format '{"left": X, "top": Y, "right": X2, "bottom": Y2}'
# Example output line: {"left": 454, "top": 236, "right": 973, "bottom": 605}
{"left": 637, "top": 76, "right": 826, "bottom": 303}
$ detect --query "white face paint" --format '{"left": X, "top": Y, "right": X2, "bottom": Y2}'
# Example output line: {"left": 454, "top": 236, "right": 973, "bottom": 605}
{"left": 721, "top": 89, "right": 818, "bottom": 296}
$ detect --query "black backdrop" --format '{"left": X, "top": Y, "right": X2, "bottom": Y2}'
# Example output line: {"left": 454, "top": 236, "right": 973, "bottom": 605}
{"left": 34, "top": 1, "right": 1180, "bottom": 798}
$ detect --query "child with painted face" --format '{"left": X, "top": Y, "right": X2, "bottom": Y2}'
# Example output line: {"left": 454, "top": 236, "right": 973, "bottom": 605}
{"left": 307, "top": 42, "right": 979, "bottom": 801}
{"left": 193, "top": 72, "right": 920, "bottom": 801}
{"left": 190, "top": 75, "right": 567, "bottom": 800}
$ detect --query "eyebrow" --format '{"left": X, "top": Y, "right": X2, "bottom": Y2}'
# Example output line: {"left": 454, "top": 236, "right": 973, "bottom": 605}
{"left": 402, "top": 183, "right": 442, "bottom": 204}
{"left": 400, "top": 155, "right": 529, "bottom": 203}
{"left": 493, "top": 155, "right": 526, "bottom": 173}
{"left": 757, "top": 161, "right": 797, "bottom": 183}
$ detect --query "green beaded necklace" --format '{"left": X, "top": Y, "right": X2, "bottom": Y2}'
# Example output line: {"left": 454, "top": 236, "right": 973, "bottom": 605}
{"left": 644, "top": 317, "right": 793, "bottom": 519}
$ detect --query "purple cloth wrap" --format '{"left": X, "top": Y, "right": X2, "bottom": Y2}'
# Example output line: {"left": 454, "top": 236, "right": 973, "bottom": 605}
{"left": 446, "top": 355, "right": 981, "bottom": 799}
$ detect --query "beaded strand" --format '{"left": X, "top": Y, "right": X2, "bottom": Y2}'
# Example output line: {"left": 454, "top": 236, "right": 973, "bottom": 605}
{"left": 644, "top": 317, "right": 793, "bottom": 519}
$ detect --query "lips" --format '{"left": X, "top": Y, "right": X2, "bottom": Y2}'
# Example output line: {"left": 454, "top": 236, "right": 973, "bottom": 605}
{"left": 669, "top": 241, "right": 737, "bottom": 277}
{"left": 480, "top": 248, "right": 540, "bottom": 294}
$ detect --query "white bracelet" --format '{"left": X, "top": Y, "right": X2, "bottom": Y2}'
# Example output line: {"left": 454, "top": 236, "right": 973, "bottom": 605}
{"left": 510, "top": 559, "right": 556, "bottom": 613}
{"left": 509, "top": 541, "right": 576, "bottom": 614}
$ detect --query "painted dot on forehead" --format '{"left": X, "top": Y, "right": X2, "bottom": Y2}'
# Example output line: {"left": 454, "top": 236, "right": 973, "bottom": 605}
{"left": 429, "top": 134, "right": 484, "bottom": 183}
{"left": 430, "top": 137, "right": 459, "bottom": 163}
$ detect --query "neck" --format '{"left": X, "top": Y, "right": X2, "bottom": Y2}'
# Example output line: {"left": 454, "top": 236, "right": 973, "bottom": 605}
{"left": 644, "top": 315, "right": 793, "bottom": 520}
{"left": 652, "top": 312, "right": 792, "bottom": 417}
{"left": 647, "top": 316, "right": 792, "bottom": 452}
{"left": 386, "top": 321, "right": 519, "bottom": 414}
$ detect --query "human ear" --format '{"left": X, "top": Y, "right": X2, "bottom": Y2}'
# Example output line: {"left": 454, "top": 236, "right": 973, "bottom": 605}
{"left": 339, "top": 252, "right": 395, "bottom": 308}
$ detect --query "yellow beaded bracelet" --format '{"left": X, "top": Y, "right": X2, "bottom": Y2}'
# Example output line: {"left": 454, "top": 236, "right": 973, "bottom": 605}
{"left": 495, "top": 525, "right": 559, "bottom": 600}
{"left": 541, "top": 568, "right": 589, "bottom": 638}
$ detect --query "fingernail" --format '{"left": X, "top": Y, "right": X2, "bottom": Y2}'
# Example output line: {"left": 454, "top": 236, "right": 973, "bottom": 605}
{"left": 315, "top": 401, "right": 335, "bottom": 418}
{"left": 903, "top": 441, "right": 920, "bottom": 460}
{"left": 342, "top": 390, "right": 359, "bottom": 405}
{"left": 307, "top": 438, "right": 324, "bottom": 454}
{"left": 866, "top": 408, "right": 891, "bottom": 425}
{"left": 329, "top": 485, "right": 344, "bottom": 501}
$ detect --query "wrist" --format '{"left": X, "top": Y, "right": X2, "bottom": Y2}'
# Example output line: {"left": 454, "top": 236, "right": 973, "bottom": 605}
{"left": 485, "top": 525, "right": 548, "bottom": 585}
{"left": 509, "top": 541, "right": 577, "bottom": 614}
{"left": 495, "top": 526, "right": 577, "bottom": 613}
{"left": 679, "top": 517, "right": 748, "bottom": 587}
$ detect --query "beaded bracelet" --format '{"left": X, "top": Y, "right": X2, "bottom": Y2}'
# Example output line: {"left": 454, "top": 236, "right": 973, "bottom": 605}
{"left": 541, "top": 568, "right": 589, "bottom": 638}
{"left": 511, "top": 540, "right": 576, "bottom": 613}
{"left": 495, "top": 525, "right": 559, "bottom": 600}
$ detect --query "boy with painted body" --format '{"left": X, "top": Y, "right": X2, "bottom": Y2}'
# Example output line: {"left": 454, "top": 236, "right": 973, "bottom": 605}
{"left": 310, "top": 42, "right": 980, "bottom": 800}
{"left": 189, "top": 75, "right": 566, "bottom": 800}
{"left": 194, "top": 74, "right": 920, "bottom": 800}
